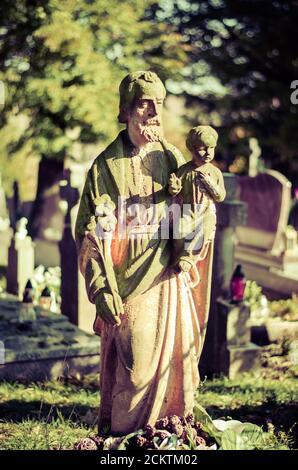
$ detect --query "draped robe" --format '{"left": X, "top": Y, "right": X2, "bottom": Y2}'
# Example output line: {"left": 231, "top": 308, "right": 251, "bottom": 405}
{"left": 75, "top": 130, "right": 214, "bottom": 435}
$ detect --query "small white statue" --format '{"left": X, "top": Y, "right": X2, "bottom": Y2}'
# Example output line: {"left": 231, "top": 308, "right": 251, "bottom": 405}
{"left": 15, "top": 217, "right": 28, "bottom": 240}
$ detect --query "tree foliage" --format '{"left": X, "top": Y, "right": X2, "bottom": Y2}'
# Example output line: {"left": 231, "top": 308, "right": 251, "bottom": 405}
{"left": 0, "top": 0, "right": 186, "bottom": 194}
{"left": 152, "top": 0, "right": 298, "bottom": 181}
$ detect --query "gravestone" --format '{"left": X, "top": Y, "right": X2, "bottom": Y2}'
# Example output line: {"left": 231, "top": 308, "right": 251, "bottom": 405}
{"left": 59, "top": 169, "right": 95, "bottom": 333}
{"left": 30, "top": 158, "right": 64, "bottom": 267}
{"left": 236, "top": 170, "right": 291, "bottom": 256}
{"left": 235, "top": 170, "right": 298, "bottom": 295}
{"left": 0, "top": 297, "right": 99, "bottom": 381}
{"left": 216, "top": 297, "right": 261, "bottom": 379}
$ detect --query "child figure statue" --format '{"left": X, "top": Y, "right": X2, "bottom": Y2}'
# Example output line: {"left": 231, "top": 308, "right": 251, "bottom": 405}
{"left": 169, "top": 125, "right": 226, "bottom": 279}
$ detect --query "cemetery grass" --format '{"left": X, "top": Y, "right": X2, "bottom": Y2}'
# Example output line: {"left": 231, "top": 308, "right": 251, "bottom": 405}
{"left": 0, "top": 366, "right": 297, "bottom": 450}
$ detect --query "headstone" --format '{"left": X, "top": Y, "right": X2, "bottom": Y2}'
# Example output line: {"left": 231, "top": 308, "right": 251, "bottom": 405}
{"left": 33, "top": 159, "right": 91, "bottom": 267}
{"left": 6, "top": 218, "right": 35, "bottom": 298}
{"left": 216, "top": 297, "right": 261, "bottom": 379}
{"left": 32, "top": 159, "right": 64, "bottom": 267}
{"left": 236, "top": 170, "right": 292, "bottom": 256}
{"left": 0, "top": 297, "right": 99, "bottom": 381}
{"left": 59, "top": 169, "right": 95, "bottom": 333}
{"left": 289, "top": 189, "right": 298, "bottom": 231}
{"left": 235, "top": 170, "right": 298, "bottom": 295}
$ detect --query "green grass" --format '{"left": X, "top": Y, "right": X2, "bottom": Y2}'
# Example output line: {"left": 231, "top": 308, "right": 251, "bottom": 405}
{"left": 0, "top": 375, "right": 99, "bottom": 450}
{"left": 0, "top": 369, "right": 297, "bottom": 450}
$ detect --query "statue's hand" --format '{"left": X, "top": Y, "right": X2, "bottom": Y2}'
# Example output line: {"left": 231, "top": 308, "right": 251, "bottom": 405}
{"left": 195, "top": 170, "right": 213, "bottom": 188}
{"left": 178, "top": 258, "right": 201, "bottom": 288}
{"left": 178, "top": 258, "right": 193, "bottom": 273}
{"left": 168, "top": 173, "right": 182, "bottom": 196}
{"left": 95, "top": 289, "right": 123, "bottom": 326}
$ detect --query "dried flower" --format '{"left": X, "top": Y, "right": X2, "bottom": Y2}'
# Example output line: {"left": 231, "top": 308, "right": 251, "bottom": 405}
{"left": 194, "top": 421, "right": 203, "bottom": 432}
{"left": 155, "top": 430, "right": 171, "bottom": 441}
{"left": 74, "top": 438, "right": 97, "bottom": 450}
{"left": 168, "top": 415, "right": 181, "bottom": 426}
{"left": 144, "top": 424, "right": 155, "bottom": 440}
{"left": 196, "top": 435, "right": 206, "bottom": 447}
{"left": 155, "top": 417, "right": 169, "bottom": 429}
{"left": 171, "top": 423, "right": 184, "bottom": 438}
{"left": 135, "top": 436, "right": 147, "bottom": 447}
{"left": 185, "top": 413, "right": 195, "bottom": 426}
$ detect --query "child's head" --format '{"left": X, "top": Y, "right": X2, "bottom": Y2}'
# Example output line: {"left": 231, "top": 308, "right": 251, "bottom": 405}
{"left": 186, "top": 125, "right": 218, "bottom": 165}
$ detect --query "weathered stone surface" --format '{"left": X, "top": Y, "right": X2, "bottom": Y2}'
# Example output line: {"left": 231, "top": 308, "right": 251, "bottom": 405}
{"left": 217, "top": 298, "right": 251, "bottom": 346}
{"left": 0, "top": 228, "right": 13, "bottom": 266}
{"left": 76, "top": 71, "right": 217, "bottom": 434}
{"left": 201, "top": 293, "right": 262, "bottom": 378}
{"left": 236, "top": 170, "right": 292, "bottom": 255}
{"left": 217, "top": 200, "right": 247, "bottom": 228}
{"left": 222, "top": 173, "right": 238, "bottom": 200}
{"left": 59, "top": 169, "right": 95, "bottom": 333}
{"left": 0, "top": 298, "right": 99, "bottom": 381}
{"left": 222, "top": 343, "right": 261, "bottom": 380}
{"left": 6, "top": 235, "right": 35, "bottom": 298}
{"left": 234, "top": 170, "right": 298, "bottom": 296}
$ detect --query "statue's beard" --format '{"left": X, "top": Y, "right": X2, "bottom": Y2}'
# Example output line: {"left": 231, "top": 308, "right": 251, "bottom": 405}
{"left": 137, "top": 120, "right": 163, "bottom": 143}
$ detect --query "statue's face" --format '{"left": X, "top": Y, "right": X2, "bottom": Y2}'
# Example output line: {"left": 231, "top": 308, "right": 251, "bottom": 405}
{"left": 193, "top": 135, "right": 216, "bottom": 165}
{"left": 193, "top": 144, "right": 215, "bottom": 164}
{"left": 127, "top": 96, "right": 164, "bottom": 147}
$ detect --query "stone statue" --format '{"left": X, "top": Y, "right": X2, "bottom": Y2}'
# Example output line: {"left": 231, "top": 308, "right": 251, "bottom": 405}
{"left": 75, "top": 71, "right": 217, "bottom": 435}
{"left": 168, "top": 125, "right": 226, "bottom": 281}
{"left": 15, "top": 217, "right": 29, "bottom": 240}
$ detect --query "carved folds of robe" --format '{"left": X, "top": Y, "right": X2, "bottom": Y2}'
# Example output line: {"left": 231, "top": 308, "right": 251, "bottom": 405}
{"left": 75, "top": 130, "right": 214, "bottom": 435}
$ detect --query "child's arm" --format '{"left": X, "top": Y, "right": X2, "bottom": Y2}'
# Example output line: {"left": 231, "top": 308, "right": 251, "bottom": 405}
{"left": 196, "top": 168, "right": 226, "bottom": 202}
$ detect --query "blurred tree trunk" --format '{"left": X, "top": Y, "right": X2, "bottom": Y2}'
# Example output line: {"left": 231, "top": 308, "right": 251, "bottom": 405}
{"left": 28, "top": 156, "right": 64, "bottom": 239}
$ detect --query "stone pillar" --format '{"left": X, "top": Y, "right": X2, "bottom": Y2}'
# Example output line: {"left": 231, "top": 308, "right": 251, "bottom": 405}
{"left": 216, "top": 297, "right": 261, "bottom": 379}
{"left": 0, "top": 174, "right": 14, "bottom": 266}
{"left": 6, "top": 234, "right": 35, "bottom": 298}
{"left": 59, "top": 169, "right": 95, "bottom": 333}
{"left": 0, "top": 227, "right": 13, "bottom": 267}
{"left": 199, "top": 173, "right": 248, "bottom": 377}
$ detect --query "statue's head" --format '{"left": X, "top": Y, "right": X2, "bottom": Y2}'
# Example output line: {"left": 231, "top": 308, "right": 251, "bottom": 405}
{"left": 118, "top": 71, "right": 166, "bottom": 146}
{"left": 186, "top": 125, "right": 218, "bottom": 164}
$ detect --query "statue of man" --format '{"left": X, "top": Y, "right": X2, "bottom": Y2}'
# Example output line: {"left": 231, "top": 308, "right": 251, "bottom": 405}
{"left": 75, "top": 71, "right": 214, "bottom": 435}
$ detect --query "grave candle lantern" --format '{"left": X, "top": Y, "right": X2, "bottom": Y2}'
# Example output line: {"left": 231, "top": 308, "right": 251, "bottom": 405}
{"left": 230, "top": 264, "right": 246, "bottom": 303}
